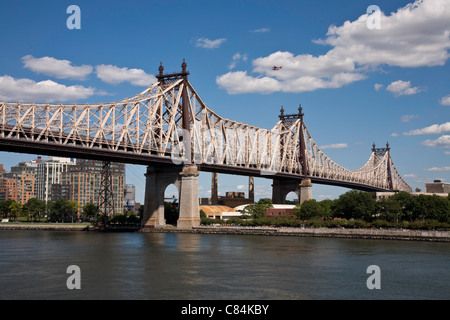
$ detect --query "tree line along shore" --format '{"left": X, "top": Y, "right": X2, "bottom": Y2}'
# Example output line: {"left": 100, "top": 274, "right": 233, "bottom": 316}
{"left": 1, "top": 190, "right": 449, "bottom": 232}
{"left": 201, "top": 190, "right": 450, "bottom": 231}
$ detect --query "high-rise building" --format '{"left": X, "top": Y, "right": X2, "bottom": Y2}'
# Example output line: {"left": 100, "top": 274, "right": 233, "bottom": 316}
{"left": 124, "top": 184, "right": 137, "bottom": 213}
{"left": 36, "top": 157, "right": 75, "bottom": 202}
{"left": 7, "top": 158, "right": 41, "bottom": 204}
{"left": 53, "top": 159, "right": 125, "bottom": 215}
{"left": 0, "top": 175, "right": 17, "bottom": 202}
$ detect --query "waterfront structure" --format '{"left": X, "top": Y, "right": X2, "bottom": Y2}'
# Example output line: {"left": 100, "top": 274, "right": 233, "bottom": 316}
{"left": 36, "top": 157, "right": 74, "bottom": 203}
{"left": 425, "top": 180, "right": 450, "bottom": 194}
{"left": 200, "top": 205, "right": 242, "bottom": 221}
{"left": 265, "top": 204, "right": 296, "bottom": 218}
{"left": 201, "top": 173, "right": 254, "bottom": 207}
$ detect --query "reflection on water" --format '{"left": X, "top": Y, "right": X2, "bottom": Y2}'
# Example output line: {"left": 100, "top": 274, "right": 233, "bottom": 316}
{"left": 0, "top": 230, "right": 448, "bottom": 299}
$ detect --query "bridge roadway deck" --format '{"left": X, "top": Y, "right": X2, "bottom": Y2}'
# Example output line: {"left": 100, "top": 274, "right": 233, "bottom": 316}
{"left": 0, "top": 134, "right": 389, "bottom": 193}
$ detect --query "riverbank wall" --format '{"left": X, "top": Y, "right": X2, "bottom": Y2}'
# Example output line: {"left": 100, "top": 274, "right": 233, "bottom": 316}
{"left": 0, "top": 223, "right": 90, "bottom": 231}
{"left": 142, "top": 226, "right": 450, "bottom": 242}
{"left": 1, "top": 223, "right": 449, "bottom": 242}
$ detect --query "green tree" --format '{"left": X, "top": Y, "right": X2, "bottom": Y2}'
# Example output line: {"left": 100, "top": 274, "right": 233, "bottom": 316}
{"left": 293, "top": 204, "right": 301, "bottom": 217}
{"left": 8, "top": 201, "right": 22, "bottom": 221}
{"left": 318, "top": 199, "right": 334, "bottom": 219}
{"left": 297, "top": 199, "right": 323, "bottom": 220}
{"left": 0, "top": 200, "right": 14, "bottom": 219}
{"left": 243, "top": 198, "right": 272, "bottom": 219}
{"left": 49, "top": 198, "right": 77, "bottom": 222}
{"left": 82, "top": 202, "right": 99, "bottom": 222}
{"left": 412, "top": 195, "right": 449, "bottom": 222}
{"left": 66, "top": 200, "right": 79, "bottom": 222}
{"left": 332, "top": 190, "right": 376, "bottom": 222}
{"left": 23, "top": 198, "right": 46, "bottom": 222}
{"left": 376, "top": 197, "right": 403, "bottom": 222}
{"left": 389, "top": 192, "right": 414, "bottom": 221}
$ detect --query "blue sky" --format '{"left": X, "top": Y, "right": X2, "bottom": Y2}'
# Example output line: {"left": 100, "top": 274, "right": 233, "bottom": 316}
{"left": 0, "top": 0, "right": 449, "bottom": 203}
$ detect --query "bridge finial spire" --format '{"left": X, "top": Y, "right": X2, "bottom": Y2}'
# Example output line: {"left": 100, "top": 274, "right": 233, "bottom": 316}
{"left": 181, "top": 58, "right": 187, "bottom": 74}
{"left": 280, "top": 106, "right": 284, "bottom": 117}
{"left": 158, "top": 62, "right": 164, "bottom": 77}
{"left": 298, "top": 104, "right": 303, "bottom": 117}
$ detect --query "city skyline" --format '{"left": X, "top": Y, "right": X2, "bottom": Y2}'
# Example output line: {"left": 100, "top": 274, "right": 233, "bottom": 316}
{"left": 0, "top": 0, "right": 449, "bottom": 203}
{"left": 0, "top": 157, "right": 126, "bottom": 214}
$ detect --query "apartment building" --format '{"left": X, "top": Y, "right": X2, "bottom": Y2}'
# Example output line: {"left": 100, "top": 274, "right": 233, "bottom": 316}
{"left": 52, "top": 159, "right": 125, "bottom": 214}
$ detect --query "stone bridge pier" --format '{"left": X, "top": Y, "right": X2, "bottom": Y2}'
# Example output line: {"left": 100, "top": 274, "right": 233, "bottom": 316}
{"left": 272, "top": 178, "right": 312, "bottom": 204}
{"left": 141, "top": 164, "right": 200, "bottom": 229}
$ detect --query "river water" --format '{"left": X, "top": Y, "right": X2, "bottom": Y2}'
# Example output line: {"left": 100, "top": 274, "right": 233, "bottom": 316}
{"left": 0, "top": 230, "right": 448, "bottom": 300}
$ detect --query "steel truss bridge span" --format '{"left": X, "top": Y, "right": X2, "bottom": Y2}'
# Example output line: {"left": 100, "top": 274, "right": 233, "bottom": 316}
{"left": 0, "top": 62, "right": 412, "bottom": 193}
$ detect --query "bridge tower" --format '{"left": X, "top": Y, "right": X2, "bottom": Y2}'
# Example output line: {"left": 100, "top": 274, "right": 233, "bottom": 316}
{"left": 372, "top": 142, "right": 394, "bottom": 191}
{"left": 272, "top": 105, "right": 312, "bottom": 204}
{"left": 141, "top": 60, "right": 201, "bottom": 229}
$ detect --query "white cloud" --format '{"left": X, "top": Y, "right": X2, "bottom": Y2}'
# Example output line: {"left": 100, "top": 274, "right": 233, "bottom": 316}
{"left": 374, "top": 83, "right": 383, "bottom": 91}
{"left": 440, "top": 95, "right": 450, "bottom": 106}
{"left": 217, "top": 51, "right": 366, "bottom": 94}
{"left": 228, "top": 53, "right": 248, "bottom": 70}
{"left": 317, "top": 0, "right": 450, "bottom": 68}
{"left": 391, "top": 132, "right": 399, "bottom": 137}
{"left": 195, "top": 37, "right": 226, "bottom": 49}
{"left": 216, "top": 71, "right": 281, "bottom": 94}
{"left": 217, "top": 0, "right": 450, "bottom": 95}
{"left": 404, "top": 122, "right": 450, "bottom": 135}
{"left": 252, "top": 51, "right": 358, "bottom": 80}
{"left": 444, "top": 151, "right": 450, "bottom": 155}
{"left": 320, "top": 143, "right": 349, "bottom": 149}
{"left": 250, "top": 27, "right": 270, "bottom": 33}
{"left": 424, "top": 166, "right": 450, "bottom": 171}
{"left": 95, "top": 65, "right": 156, "bottom": 86}
{"left": 401, "top": 114, "right": 418, "bottom": 122}
{"left": 0, "top": 75, "right": 95, "bottom": 103}
{"left": 421, "top": 135, "right": 450, "bottom": 148}
{"left": 22, "top": 55, "right": 93, "bottom": 80}
{"left": 386, "top": 80, "right": 424, "bottom": 96}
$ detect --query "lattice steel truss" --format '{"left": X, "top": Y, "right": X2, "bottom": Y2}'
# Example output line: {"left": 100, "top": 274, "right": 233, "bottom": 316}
{"left": 0, "top": 62, "right": 412, "bottom": 193}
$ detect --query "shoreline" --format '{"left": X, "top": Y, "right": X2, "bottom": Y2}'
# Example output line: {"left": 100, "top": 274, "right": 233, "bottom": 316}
{"left": 2, "top": 223, "right": 448, "bottom": 242}
{"left": 0, "top": 223, "right": 90, "bottom": 231}
{"left": 144, "top": 226, "right": 450, "bottom": 242}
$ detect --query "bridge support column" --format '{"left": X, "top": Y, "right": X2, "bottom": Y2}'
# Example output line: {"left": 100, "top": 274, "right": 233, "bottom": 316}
{"left": 299, "top": 178, "right": 312, "bottom": 204}
{"left": 141, "top": 166, "right": 181, "bottom": 229}
{"left": 211, "top": 172, "right": 218, "bottom": 205}
{"left": 141, "top": 164, "right": 201, "bottom": 229}
{"left": 177, "top": 164, "right": 201, "bottom": 229}
{"left": 249, "top": 176, "right": 254, "bottom": 202}
{"left": 272, "top": 179, "right": 298, "bottom": 204}
{"left": 271, "top": 179, "right": 312, "bottom": 204}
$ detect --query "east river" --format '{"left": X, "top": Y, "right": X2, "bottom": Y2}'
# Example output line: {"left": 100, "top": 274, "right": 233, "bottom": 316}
{"left": 0, "top": 230, "right": 448, "bottom": 300}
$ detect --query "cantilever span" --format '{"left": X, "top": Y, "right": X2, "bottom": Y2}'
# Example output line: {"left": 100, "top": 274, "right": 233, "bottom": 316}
{"left": 0, "top": 61, "right": 412, "bottom": 194}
